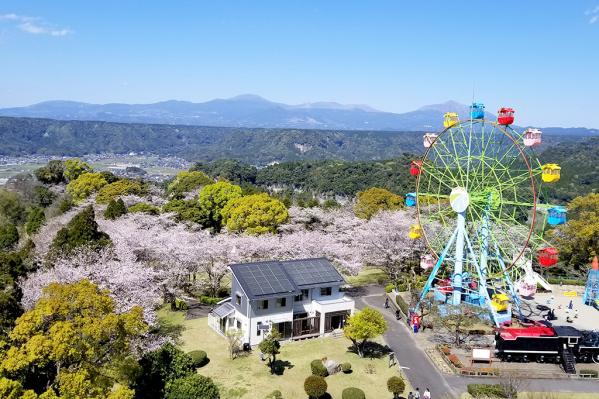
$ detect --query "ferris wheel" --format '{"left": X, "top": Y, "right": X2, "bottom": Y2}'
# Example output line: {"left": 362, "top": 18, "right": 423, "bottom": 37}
{"left": 410, "top": 103, "right": 564, "bottom": 326}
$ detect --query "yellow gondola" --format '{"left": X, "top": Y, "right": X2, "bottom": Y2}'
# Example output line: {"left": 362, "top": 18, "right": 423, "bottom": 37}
{"left": 541, "top": 163, "right": 561, "bottom": 183}
{"left": 443, "top": 112, "right": 459, "bottom": 128}
{"left": 409, "top": 224, "right": 423, "bottom": 239}
{"left": 491, "top": 293, "right": 509, "bottom": 312}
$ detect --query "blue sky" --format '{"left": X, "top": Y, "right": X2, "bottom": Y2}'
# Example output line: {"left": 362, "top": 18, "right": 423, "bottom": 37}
{"left": 1, "top": 1, "right": 598, "bottom": 127}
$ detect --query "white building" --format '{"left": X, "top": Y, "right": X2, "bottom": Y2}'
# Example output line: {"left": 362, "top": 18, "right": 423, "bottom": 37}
{"left": 208, "top": 258, "right": 355, "bottom": 346}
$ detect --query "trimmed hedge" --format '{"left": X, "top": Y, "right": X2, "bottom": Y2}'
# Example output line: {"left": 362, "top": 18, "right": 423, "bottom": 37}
{"left": 199, "top": 296, "right": 222, "bottom": 305}
{"left": 547, "top": 277, "right": 585, "bottom": 286}
{"left": 342, "top": 387, "right": 366, "bottom": 399}
{"left": 467, "top": 384, "right": 515, "bottom": 398}
{"left": 304, "top": 375, "right": 327, "bottom": 398}
{"left": 341, "top": 362, "right": 352, "bottom": 373}
{"left": 579, "top": 369, "right": 599, "bottom": 377}
{"left": 311, "top": 359, "right": 328, "bottom": 377}
{"left": 385, "top": 284, "right": 394, "bottom": 293}
{"left": 387, "top": 376, "right": 405, "bottom": 396}
{"left": 188, "top": 350, "right": 208, "bottom": 367}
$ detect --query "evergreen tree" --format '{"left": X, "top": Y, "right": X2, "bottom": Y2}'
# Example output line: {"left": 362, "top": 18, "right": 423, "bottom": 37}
{"left": 51, "top": 206, "right": 111, "bottom": 254}
{"left": 104, "top": 198, "right": 128, "bottom": 220}
{"left": 0, "top": 224, "right": 19, "bottom": 250}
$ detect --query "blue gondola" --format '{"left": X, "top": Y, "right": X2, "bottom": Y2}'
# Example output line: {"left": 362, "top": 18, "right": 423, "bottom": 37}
{"left": 547, "top": 206, "right": 567, "bottom": 226}
{"left": 405, "top": 193, "right": 416, "bottom": 207}
{"left": 470, "top": 102, "right": 485, "bottom": 119}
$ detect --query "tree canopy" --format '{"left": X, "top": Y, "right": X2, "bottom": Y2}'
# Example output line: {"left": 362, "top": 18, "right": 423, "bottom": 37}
{"left": 66, "top": 172, "right": 108, "bottom": 203}
{"left": 34, "top": 160, "right": 65, "bottom": 185}
{"left": 221, "top": 193, "right": 288, "bottom": 234}
{"left": 343, "top": 307, "right": 387, "bottom": 357}
{"left": 354, "top": 187, "right": 403, "bottom": 219}
{"left": 64, "top": 158, "right": 93, "bottom": 181}
{"left": 51, "top": 205, "right": 111, "bottom": 254}
{"left": 167, "top": 171, "right": 213, "bottom": 198}
{"left": 96, "top": 179, "right": 145, "bottom": 204}
{"left": 198, "top": 181, "right": 242, "bottom": 230}
{"left": 0, "top": 279, "right": 147, "bottom": 398}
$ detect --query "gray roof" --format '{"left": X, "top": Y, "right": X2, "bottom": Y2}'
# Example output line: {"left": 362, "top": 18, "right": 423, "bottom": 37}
{"left": 230, "top": 257, "right": 345, "bottom": 300}
{"left": 212, "top": 302, "right": 235, "bottom": 318}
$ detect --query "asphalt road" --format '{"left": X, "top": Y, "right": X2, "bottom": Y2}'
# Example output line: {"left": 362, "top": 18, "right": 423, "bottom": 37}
{"left": 350, "top": 285, "right": 599, "bottom": 397}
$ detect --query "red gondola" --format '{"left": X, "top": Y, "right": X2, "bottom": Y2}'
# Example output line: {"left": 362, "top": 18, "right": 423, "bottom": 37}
{"left": 538, "top": 247, "right": 559, "bottom": 267}
{"left": 410, "top": 160, "right": 423, "bottom": 176}
{"left": 497, "top": 107, "right": 515, "bottom": 125}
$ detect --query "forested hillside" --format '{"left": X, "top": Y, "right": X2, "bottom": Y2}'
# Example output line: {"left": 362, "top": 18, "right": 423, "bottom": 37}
{"left": 0, "top": 116, "right": 594, "bottom": 164}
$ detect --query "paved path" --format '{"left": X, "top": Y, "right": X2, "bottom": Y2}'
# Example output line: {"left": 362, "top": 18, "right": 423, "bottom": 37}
{"left": 350, "top": 286, "right": 599, "bottom": 397}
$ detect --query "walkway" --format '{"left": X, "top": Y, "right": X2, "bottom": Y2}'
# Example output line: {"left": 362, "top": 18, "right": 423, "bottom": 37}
{"left": 350, "top": 286, "right": 599, "bottom": 397}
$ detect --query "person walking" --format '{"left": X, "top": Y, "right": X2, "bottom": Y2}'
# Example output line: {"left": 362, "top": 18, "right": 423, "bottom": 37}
{"left": 414, "top": 387, "right": 421, "bottom": 399}
{"left": 423, "top": 388, "right": 431, "bottom": 399}
{"left": 408, "top": 392, "right": 414, "bottom": 399}
{"left": 385, "top": 297, "right": 390, "bottom": 308}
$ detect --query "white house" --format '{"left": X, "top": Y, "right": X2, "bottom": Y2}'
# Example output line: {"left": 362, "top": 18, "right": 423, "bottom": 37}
{"left": 208, "top": 258, "right": 355, "bottom": 345}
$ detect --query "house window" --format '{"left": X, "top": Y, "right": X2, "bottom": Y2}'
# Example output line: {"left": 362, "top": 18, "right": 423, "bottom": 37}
{"left": 294, "top": 289, "right": 309, "bottom": 301}
{"left": 237, "top": 320, "right": 241, "bottom": 329}
{"left": 277, "top": 297, "right": 287, "bottom": 307}
{"left": 258, "top": 300, "right": 269, "bottom": 310}
{"left": 320, "top": 287, "right": 332, "bottom": 296}
{"left": 257, "top": 322, "right": 262, "bottom": 336}
{"left": 235, "top": 294, "right": 242, "bottom": 306}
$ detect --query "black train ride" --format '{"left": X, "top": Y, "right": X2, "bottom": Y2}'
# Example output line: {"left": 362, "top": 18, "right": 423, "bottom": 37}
{"left": 495, "top": 325, "right": 599, "bottom": 363}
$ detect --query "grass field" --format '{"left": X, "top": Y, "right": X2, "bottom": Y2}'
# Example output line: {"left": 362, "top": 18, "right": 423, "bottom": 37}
{"left": 345, "top": 267, "right": 388, "bottom": 287}
{"left": 158, "top": 308, "right": 412, "bottom": 399}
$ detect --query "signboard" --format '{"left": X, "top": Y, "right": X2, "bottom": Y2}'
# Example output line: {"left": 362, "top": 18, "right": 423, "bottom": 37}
{"left": 471, "top": 348, "right": 491, "bottom": 365}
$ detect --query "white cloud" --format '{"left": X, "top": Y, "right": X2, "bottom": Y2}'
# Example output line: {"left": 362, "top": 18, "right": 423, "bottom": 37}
{"left": 0, "top": 13, "right": 72, "bottom": 36}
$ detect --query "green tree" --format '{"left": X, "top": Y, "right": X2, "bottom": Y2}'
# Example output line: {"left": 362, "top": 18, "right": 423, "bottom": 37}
{"left": 304, "top": 375, "right": 327, "bottom": 399}
{"left": 221, "top": 193, "right": 288, "bottom": 234}
{"left": 25, "top": 207, "right": 45, "bottom": 235}
{"left": 198, "top": 181, "right": 242, "bottom": 231}
{"left": 164, "top": 374, "right": 219, "bottom": 399}
{"left": 0, "top": 189, "right": 26, "bottom": 225}
{"left": 387, "top": 376, "right": 406, "bottom": 399}
{"left": 66, "top": 172, "right": 109, "bottom": 203}
{"left": 34, "top": 160, "right": 65, "bottom": 184}
{"left": 555, "top": 193, "right": 599, "bottom": 272}
{"left": 133, "top": 342, "right": 197, "bottom": 399}
{"left": 258, "top": 332, "right": 281, "bottom": 374}
{"left": 64, "top": 158, "right": 93, "bottom": 181}
{"left": 167, "top": 171, "right": 213, "bottom": 198}
{"left": 0, "top": 250, "right": 29, "bottom": 338}
{"left": 343, "top": 307, "right": 388, "bottom": 357}
{"left": 354, "top": 187, "right": 403, "bottom": 219}
{"left": 0, "top": 224, "right": 19, "bottom": 250}
{"left": 431, "top": 303, "right": 483, "bottom": 347}
{"left": 0, "top": 280, "right": 146, "bottom": 398}
{"left": 163, "top": 199, "right": 203, "bottom": 223}
{"left": 104, "top": 199, "right": 128, "bottom": 220}
{"left": 33, "top": 186, "right": 56, "bottom": 207}
{"left": 96, "top": 179, "right": 145, "bottom": 204}
{"left": 191, "top": 159, "right": 258, "bottom": 185}
{"left": 128, "top": 203, "right": 160, "bottom": 215}
{"left": 51, "top": 205, "right": 111, "bottom": 254}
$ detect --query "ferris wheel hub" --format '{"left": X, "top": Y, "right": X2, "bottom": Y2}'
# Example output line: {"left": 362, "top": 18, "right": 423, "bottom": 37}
{"left": 450, "top": 187, "right": 470, "bottom": 213}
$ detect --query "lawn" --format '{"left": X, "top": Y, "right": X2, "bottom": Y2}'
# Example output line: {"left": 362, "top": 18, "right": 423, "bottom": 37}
{"left": 158, "top": 308, "right": 412, "bottom": 399}
{"left": 345, "top": 267, "right": 388, "bottom": 287}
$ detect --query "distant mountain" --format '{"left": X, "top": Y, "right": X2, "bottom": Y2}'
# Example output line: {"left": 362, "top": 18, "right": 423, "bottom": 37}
{"left": 0, "top": 96, "right": 485, "bottom": 131}
{"left": 1, "top": 96, "right": 597, "bottom": 134}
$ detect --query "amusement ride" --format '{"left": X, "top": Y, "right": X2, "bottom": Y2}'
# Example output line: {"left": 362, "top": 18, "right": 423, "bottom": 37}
{"left": 408, "top": 103, "right": 566, "bottom": 327}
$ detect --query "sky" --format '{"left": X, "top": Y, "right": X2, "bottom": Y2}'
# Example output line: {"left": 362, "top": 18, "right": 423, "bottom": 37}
{"left": 1, "top": 1, "right": 598, "bottom": 127}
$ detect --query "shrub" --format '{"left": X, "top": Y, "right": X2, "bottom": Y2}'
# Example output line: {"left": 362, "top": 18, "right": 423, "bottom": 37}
{"left": 165, "top": 374, "right": 219, "bottom": 399}
{"left": 51, "top": 206, "right": 111, "bottom": 254}
{"left": 385, "top": 284, "right": 394, "bottom": 293}
{"left": 174, "top": 298, "right": 188, "bottom": 310}
{"left": 579, "top": 369, "right": 599, "bottom": 377}
{"left": 66, "top": 172, "right": 108, "bottom": 202}
{"left": 341, "top": 362, "right": 352, "bottom": 373}
{"left": 304, "top": 375, "right": 327, "bottom": 399}
{"left": 128, "top": 202, "right": 160, "bottom": 215}
{"left": 447, "top": 354, "right": 463, "bottom": 368}
{"left": 187, "top": 350, "right": 208, "bottom": 368}
{"left": 199, "top": 296, "right": 221, "bottom": 305}
{"left": 104, "top": 198, "right": 127, "bottom": 220}
{"left": 25, "top": 207, "right": 46, "bottom": 235}
{"left": 467, "top": 383, "right": 513, "bottom": 398}
{"left": 440, "top": 345, "right": 451, "bottom": 356}
{"left": 395, "top": 295, "right": 409, "bottom": 316}
{"left": 0, "top": 223, "right": 19, "bottom": 250}
{"left": 387, "top": 376, "right": 405, "bottom": 396}
{"left": 96, "top": 179, "right": 145, "bottom": 203}
{"left": 57, "top": 196, "right": 74, "bottom": 214}
{"left": 311, "top": 359, "right": 328, "bottom": 377}
{"left": 342, "top": 387, "right": 365, "bottom": 399}
{"left": 265, "top": 390, "right": 283, "bottom": 399}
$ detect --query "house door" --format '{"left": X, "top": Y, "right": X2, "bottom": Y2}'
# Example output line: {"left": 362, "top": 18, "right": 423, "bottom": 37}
{"left": 324, "top": 311, "right": 349, "bottom": 332}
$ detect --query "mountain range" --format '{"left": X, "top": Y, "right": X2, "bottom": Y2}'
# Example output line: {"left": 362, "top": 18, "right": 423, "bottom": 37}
{"left": 0, "top": 95, "right": 514, "bottom": 132}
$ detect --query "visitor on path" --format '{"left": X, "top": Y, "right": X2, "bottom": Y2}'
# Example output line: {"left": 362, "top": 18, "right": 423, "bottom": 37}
{"left": 568, "top": 299, "right": 573, "bottom": 310}
{"left": 414, "top": 387, "right": 421, "bottom": 399}
{"left": 423, "top": 388, "right": 431, "bottom": 399}
{"left": 408, "top": 392, "right": 414, "bottom": 399}
{"left": 385, "top": 297, "right": 390, "bottom": 308}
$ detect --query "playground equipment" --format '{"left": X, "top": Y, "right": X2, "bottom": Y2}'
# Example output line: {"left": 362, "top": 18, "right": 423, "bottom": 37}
{"left": 423, "top": 133, "right": 438, "bottom": 148}
{"left": 583, "top": 256, "right": 599, "bottom": 309}
{"left": 412, "top": 102, "right": 563, "bottom": 327}
{"left": 410, "top": 160, "right": 423, "bottom": 176}
{"left": 405, "top": 193, "right": 417, "bottom": 207}
{"left": 523, "top": 128, "right": 542, "bottom": 147}
{"left": 541, "top": 164, "right": 561, "bottom": 183}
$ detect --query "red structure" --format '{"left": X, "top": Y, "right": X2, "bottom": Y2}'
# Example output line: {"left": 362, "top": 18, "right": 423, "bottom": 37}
{"left": 497, "top": 107, "right": 515, "bottom": 125}
{"left": 410, "top": 160, "right": 423, "bottom": 176}
{"left": 537, "top": 247, "right": 559, "bottom": 267}
{"left": 499, "top": 326, "right": 556, "bottom": 340}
